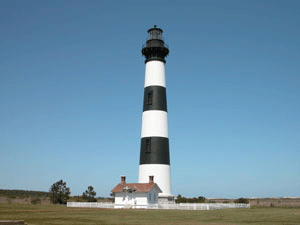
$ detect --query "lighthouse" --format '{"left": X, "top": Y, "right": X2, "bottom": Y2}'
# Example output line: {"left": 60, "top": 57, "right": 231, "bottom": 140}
{"left": 138, "top": 25, "right": 174, "bottom": 203}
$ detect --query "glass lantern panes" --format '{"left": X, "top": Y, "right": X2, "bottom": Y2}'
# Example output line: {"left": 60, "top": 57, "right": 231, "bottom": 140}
{"left": 148, "top": 29, "right": 163, "bottom": 40}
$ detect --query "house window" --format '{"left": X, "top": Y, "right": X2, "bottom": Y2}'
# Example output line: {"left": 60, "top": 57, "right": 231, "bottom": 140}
{"left": 147, "top": 91, "right": 153, "bottom": 105}
{"left": 153, "top": 194, "right": 156, "bottom": 201}
{"left": 145, "top": 138, "right": 151, "bottom": 153}
{"left": 149, "top": 193, "right": 151, "bottom": 201}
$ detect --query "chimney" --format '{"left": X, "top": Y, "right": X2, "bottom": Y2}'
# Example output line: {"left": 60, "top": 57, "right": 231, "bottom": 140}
{"left": 149, "top": 176, "right": 154, "bottom": 184}
{"left": 121, "top": 176, "right": 126, "bottom": 184}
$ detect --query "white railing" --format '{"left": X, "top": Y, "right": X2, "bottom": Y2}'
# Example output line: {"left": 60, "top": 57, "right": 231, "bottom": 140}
{"left": 67, "top": 202, "right": 250, "bottom": 210}
{"left": 147, "top": 203, "right": 250, "bottom": 210}
{"left": 67, "top": 202, "right": 114, "bottom": 209}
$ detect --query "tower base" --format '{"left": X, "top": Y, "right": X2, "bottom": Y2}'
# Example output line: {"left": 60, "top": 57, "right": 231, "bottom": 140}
{"left": 138, "top": 164, "right": 172, "bottom": 197}
{"left": 158, "top": 195, "right": 175, "bottom": 204}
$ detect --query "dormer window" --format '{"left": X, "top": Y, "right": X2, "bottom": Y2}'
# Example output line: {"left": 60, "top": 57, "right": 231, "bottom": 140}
{"left": 145, "top": 138, "right": 151, "bottom": 153}
{"left": 147, "top": 91, "right": 153, "bottom": 105}
{"left": 123, "top": 186, "right": 134, "bottom": 193}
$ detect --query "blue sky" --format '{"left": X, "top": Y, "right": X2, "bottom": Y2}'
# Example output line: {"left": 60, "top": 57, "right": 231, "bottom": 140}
{"left": 0, "top": 0, "right": 299, "bottom": 198}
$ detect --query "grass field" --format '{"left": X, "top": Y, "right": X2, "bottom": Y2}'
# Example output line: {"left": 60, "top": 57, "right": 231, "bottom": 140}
{"left": 0, "top": 203, "right": 299, "bottom": 225}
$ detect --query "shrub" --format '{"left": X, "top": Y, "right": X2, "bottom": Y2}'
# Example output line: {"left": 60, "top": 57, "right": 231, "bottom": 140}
{"left": 198, "top": 196, "right": 206, "bottom": 203}
{"left": 234, "top": 198, "right": 249, "bottom": 204}
{"left": 31, "top": 197, "right": 41, "bottom": 205}
{"left": 175, "top": 194, "right": 207, "bottom": 203}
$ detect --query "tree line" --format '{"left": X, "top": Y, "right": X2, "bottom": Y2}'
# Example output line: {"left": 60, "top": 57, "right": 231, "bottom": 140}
{"left": 0, "top": 189, "right": 48, "bottom": 199}
{"left": 176, "top": 195, "right": 207, "bottom": 203}
{"left": 175, "top": 195, "right": 249, "bottom": 204}
{"left": 49, "top": 179, "right": 97, "bottom": 204}
{"left": 1, "top": 180, "right": 106, "bottom": 205}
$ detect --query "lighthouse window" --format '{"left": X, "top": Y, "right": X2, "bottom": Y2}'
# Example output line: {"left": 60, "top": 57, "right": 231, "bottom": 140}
{"left": 147, "top": 91, "right": 153, "bottom": 105}
{"left": 145, "top": 138, "right": 151, "bottom": 153}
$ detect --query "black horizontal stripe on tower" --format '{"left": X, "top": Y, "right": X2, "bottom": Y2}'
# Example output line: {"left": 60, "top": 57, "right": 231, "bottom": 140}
{"left": 143, "top": 86, "right": 167, "bottom": 112}
{"left": 140, "top": 137, "right": 170, "bottom": 165}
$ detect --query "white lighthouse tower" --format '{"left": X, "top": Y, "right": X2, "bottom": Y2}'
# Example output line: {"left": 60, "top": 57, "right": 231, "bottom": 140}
{"left": 138, "top": 25, "right": 174, "bottom": 203}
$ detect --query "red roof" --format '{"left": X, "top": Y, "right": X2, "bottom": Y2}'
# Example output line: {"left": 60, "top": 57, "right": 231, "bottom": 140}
{"left": 111, "top": 183, "right": 162, "bottom": 193}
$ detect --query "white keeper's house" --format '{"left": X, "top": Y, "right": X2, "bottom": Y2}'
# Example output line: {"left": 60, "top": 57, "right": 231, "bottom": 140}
{"left": 111, "top": 176, "right": 162, "bottom": 209}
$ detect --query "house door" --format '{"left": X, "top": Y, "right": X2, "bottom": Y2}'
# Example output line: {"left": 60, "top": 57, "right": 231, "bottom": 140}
{"left": 124, "top": 195, "right": 129, "bottom": 204}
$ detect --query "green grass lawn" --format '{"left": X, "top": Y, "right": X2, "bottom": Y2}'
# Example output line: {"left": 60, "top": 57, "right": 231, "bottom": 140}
{"left": 0, "top": 203, "right": 299, "bottom": 225}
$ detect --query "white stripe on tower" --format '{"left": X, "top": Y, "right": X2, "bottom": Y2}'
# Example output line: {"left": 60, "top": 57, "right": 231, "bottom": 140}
{"left": 138, "top": 25, "right": 173, "bottom": 201}
{"left": 144, "top": 61, "right": 166, "bottom": 88}
{"left": 141, "top": 110, "right": 168, "bottom": 138}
